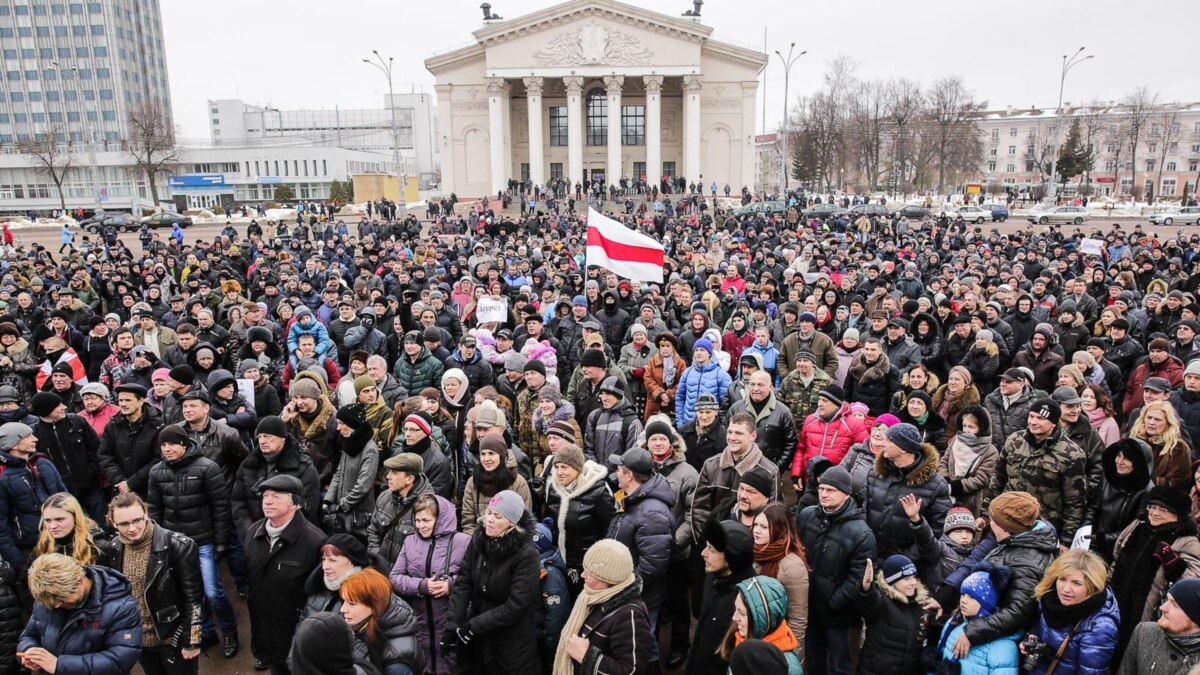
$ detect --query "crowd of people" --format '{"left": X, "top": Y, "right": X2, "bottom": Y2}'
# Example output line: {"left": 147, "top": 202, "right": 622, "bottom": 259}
{"left": 0, "top": 186, "right": 1199, "bottom": 675}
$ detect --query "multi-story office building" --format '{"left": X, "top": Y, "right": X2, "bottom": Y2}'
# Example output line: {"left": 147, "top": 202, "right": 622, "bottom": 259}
{"left": 207, "top": 94, "right": 438, "bottom": 188}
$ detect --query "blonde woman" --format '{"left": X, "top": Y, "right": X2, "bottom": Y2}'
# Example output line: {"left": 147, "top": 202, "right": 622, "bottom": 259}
{"left": 1024, "top": 550, "right": 1119, "bottom": 675}
{"left": 1129, "top": 401, "right": 1193, "bottom": 490}
{"left": 34, "top": 492, "right": 106, "bottom": 566}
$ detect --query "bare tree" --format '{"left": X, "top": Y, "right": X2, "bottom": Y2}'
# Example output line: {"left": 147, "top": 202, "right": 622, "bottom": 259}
{"left": 124, "top": 103, "right": 180, "bottom": 206}
{"left": 1101, "top": 115, "right": 1130, "bottom": 197}
{"left": 1077, "top": 100, "right": 1110, "bottom": 186}
{"left": 847, "top": 79, "right": 887, "bottom": 189}
{"left": 1023, "top": 121, "right": 1057, "bottom": 180}
{"left": 1150, "top": 105, "right": 1183, "bottom": 203}
{"left": 925, "top": 76, "right": 984, "bottom": 195}
{"left": 1122, "top": 87, "right": 1158, "bottom": 202}
{"left": 883, "top": 78, "right": 923, "bottom": 196}
{"left": 17, "top": 127, "right": 75, "bottom": 214}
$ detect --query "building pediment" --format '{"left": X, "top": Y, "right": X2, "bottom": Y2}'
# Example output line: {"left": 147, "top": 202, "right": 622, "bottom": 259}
{"left": 471, "top": 0, "right": 713, "bottom": 49}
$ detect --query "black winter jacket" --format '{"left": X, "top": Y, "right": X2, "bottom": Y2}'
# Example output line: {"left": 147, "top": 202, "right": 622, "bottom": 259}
{"left": 447, "top": 511, "right": 541, "bottom": 675}
{"left": 244, "top": 511, "right": 326, "bottom": 664}
{"left": 97, "top": 403, "right": 167, "bottom": 495}
{"left": 575, "top": 577, "right": 652, "bottom": 675}
{"left": 350, "top": 594, "right": 425, "bottom": 674}
{"left": 31, "top": 413, "right": 102, "bottom": 496}
{"left": 795, "top": 499, "right": 877, "bottom": 627}
{"left": 856, "top": 575, "right": 933, "bottom": 675}
{"left": 0, "top": 561, "right": 21, "bottom": 674}
{"left": 230, "top": 437, "right": 321, "bottom": 539}
{"left": 1086, "top": 440, "right": 1153, "bottom": 561}
{"left": 686, "top": 564, "right": 756, "bottom": 675}
{"left": 147, "top": 442, "right": 232, "bottom": 548}
{"left": 543, "top": 462, "right": 616, "bottom": 571}
{"left": 102, "top": 524, "right": 204, "bottom": 649}
{"left": 859, "top": 445, "right": 951, "bottom": 560}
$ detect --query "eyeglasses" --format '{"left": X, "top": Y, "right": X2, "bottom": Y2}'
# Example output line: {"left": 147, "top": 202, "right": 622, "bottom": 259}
{"left": 403, "top": 426, "right": 423, "bottom": 433}
{"left": 113, "top": 517, "right": 146, "bottom": 530}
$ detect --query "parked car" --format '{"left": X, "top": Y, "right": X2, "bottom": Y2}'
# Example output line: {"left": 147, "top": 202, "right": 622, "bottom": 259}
{"left": 846, "top": 204, "right": 891, "bottom": 218}
{"left": 1149, "top": 206, "right": 1200, "bottom": 226}
{"left": 1028, "top": 206, "right": 1090, "bottom": 225}
{"left": 732, "top": 201, "right": 787, "bottom": 218}
{"left": 983, "top": 204, "right": 1010, "bottom": 222}
{"left": 944, "top": 205, "right": 991, "bottom": 223}
{"left": 892, "top": 205, "right": 931, "bottom": 220}
{"left": 801, "top": 203, "right": 848, "bottom": 220}
{"left": 140, "top": 212, "right": 193, "bottom": 229}
{"left": 79, "top": 213, "right": 138, "bottom": 234}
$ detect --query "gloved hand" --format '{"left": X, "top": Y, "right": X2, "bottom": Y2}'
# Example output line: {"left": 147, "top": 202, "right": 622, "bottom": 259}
{"left": 529, "top": 475, "right": 546, "bottom": 492}
{"left": 632, "top": 367, "right": 645, "bottom": 378}
{"left": 214, "top": 545, "right": 229, "bottom": 562}
{"left": 321, "top": 501, "right": 336, "bottom": 516}
{"left": 456, "top": 627, "right": 475, "bottom": 645}
{"left": 441, "top": 628, "right": 459, "bottom": 647}
{"left": 1156, "top": 541, "right": 1184, "bottom": 578}
{"left": 950, "top": 479, "right": 964, "bottom": 500}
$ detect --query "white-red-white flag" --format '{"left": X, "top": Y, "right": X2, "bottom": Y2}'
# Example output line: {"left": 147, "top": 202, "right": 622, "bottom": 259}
{"left": 585, "top": 207, "right": 664, "bottom": 283}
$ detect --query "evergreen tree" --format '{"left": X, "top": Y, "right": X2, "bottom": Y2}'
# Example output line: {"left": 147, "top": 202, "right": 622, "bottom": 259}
{"left": 1055, "top": 119, "right": 1093, "bottom": 187}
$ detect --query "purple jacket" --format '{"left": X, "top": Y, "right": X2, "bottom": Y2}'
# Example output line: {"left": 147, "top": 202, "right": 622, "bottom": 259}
{"left": 389, "top": 495, "right": 470, "bottom": 675}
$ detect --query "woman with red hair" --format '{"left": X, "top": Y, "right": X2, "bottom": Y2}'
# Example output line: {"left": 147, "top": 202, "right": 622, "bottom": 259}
{"left": 339, "top": 569, "right": 424, "bottom": 675}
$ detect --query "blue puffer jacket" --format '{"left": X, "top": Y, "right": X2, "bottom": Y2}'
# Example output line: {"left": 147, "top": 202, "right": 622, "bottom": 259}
{"left": 18, "top": 565, "right": 142, "bottom": 675}
{"left": 286, "top": 307, "right": 332, "bottom": 356}
{"left": 933, "top": 618, "right": 1019, "bottom": 675}
{"left": 0, "top": 449, "right": 67, "bottom": 568}
{"left": 674, "top": 359, "right": 732, "bottom": 428}
{"left": 1025, "top": 588, "right": 1120, "bottom": 675}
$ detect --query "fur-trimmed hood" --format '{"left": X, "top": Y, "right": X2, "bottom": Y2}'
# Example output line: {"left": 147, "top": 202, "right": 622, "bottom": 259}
{"left": 532, "top": 399, "right": 576, "bottom": 434}
{"left": 932, "top": 383, "right": 981, "bottom": 415}
{"left": 874, "top": 442, "right": 941, "bottom": 487}
{"left": 900, "top": 369, "right": 940, "bottom": 395}
{"left": 850, "top": 351, "right": 892, "bottom": 383}
{"left": 874, "top": 572, "right": 930, "bottom": 605}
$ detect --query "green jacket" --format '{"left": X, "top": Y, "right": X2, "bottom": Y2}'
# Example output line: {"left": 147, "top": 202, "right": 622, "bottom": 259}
{"left": 392, "top": 346, "right": 444, "bottom": 394}
{"left": 992, "top": 429, "right": 1087, "bottom": 546}
{"left": 778, "top": 367, "right": 833, "bottom": 423}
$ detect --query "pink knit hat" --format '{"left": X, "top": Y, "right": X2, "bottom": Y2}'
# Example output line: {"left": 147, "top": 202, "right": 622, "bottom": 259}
{"left": 152, "top": 368, "right": 171, "bottom": 383}
{"left": 874, "top": 413, "right": 901, "bottom": 428}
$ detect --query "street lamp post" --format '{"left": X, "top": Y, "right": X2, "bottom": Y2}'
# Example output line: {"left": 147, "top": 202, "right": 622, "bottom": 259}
{"left": 1046, "top": 47, "right": 1093, "bottom": 201}
{"left": 773, "top": 44, "right": 805, "bottom": 193}
{"left": 363, "top": 51, "right": 407, "bottom": 217}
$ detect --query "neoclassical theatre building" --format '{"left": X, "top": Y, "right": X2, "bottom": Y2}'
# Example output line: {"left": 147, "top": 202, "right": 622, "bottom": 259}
{"left": 426, "top": 0, "right": 767, "bottom": 197}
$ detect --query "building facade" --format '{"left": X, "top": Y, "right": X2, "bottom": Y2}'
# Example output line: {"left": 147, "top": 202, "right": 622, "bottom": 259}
{"left": 973, "top": 102, "right": 1200, "bottom": 200}
{"left": 206, "top": 94, "right": 435, "bottom": 187}
{"left": 425, "top": 0, "right": 766, "bottom": 198}
{"left": 0, "top": 0, "right": 172, "bottom": 147}
{"left": 755, "top": 133, "right": 781, "bottom": 196}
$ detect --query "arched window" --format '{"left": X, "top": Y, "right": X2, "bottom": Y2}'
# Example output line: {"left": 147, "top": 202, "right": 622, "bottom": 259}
{"left": 586, "top": 87, "right": 606, "bottom": 146}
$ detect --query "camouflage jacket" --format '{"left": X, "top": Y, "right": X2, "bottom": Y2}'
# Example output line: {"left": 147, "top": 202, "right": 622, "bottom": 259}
{"left": 991, "top": 429, "right": 1087, "bottom": 547}
{"left": 778, "top": 367, "right": 833, "bottom": 424}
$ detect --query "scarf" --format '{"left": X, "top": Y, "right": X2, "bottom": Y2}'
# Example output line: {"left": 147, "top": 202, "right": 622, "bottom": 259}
{"left": 472, "top": 460, "right": 514, "bottom": 498}
{"left": 553, "top": 575, "right": 640, "bottom": 675}
{"left": 734, "top": 619, "right": 799, "bottom": 654}
{"left": 948, "top": 432, "right": 991, "bottom": 480}
{"left": 120, "top": 520, "right": 158, "bottom": 646}
{"left": 1040, "top": 587, "right": 1107, "bottom": 629}
{"left": 1087, "top": 407, "right": 1109, "bottom": 429}
{"left": 937, "top": 390, "right": 962, "bottom": 420}
{"left": 1166, "top": 630, "right": 1200, "bottom": 655}
{"left": 324, "top": 565, "right": 363, "bottom": 592}
{"left": 662, "top": 355, "right": 677, "bottom": 389}
{"left": 753, "top": 538, "right": 790, "bottom": 578}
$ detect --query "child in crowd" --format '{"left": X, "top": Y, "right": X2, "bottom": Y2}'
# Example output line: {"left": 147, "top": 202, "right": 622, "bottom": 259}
{"left": 931, "top": 563, "right": 1021, "bottom": 675}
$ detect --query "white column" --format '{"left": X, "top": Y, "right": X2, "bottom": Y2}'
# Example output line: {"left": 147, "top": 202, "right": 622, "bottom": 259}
{"left": 524, "top": 77, "right": 545, "bottom": 188}
{"left": 682, "top": 75, "right": 702, "bottom": 184}
{"left": 741, "top": 81, "right": 757, "bottom": 192}
{"left": 434, "top": 84, "right": 455, "bottom": 196}
{"left": 605, "top": 75, "right": 624, "bottom": 189}
{"left": 564, "top": 76, "right": 584, "bottom": 192}
{"left": 486, "top": 78, "right": 509, "bottom": 195}
{"left": 644, "top": 75, "right": 663, "bottom": 187}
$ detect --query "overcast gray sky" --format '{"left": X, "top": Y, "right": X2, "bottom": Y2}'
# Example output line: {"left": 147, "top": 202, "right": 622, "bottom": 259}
{"left": 162, "top": 0, "right": 1200, "bottom": 140}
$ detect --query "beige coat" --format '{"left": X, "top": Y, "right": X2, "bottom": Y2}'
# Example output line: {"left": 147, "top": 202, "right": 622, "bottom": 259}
{"left": 755, "top": 551, "right": 809, "bottom": 648}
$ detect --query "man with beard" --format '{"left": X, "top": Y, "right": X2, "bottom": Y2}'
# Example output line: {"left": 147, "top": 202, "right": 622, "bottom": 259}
{"left": 1117, "top": 577, "right": 1200, "bottom": 674}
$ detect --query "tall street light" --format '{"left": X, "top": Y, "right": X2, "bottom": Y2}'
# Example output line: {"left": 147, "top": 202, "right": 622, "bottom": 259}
{"left": 363, "top": 51, "right": 406, "bottom": 217}
{"left": 774, "top": 43, "right": 806, "bottom": 193}
{"left": 1047, "top": 47, "right": 1093, "bottom": 200}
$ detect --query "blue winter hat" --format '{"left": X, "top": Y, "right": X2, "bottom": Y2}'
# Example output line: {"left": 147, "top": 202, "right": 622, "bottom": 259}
{"left": 960, "top": 563, "right": 1011, "bottom": 617}
{"left": 882, "top": 554, "right": 917, "bottom": 584}
{"left": 886, "top": 423, "right": 925, "bottom": 457}
{"left": 572, "top": 295, "right": 588, "bottom": 307}
{"left": 694, "top": 337, "right": 714, "bottom": 356}
{"left": 797, "top": 311, "right": 817, "bottom": 324}
{"left": 533, "top": 518, "right": 555, "bottom": 556}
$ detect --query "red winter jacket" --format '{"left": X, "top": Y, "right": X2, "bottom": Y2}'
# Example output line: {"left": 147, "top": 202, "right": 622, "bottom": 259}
{"left": 791, "top": 402, "right": 868, "bottom": 480}
{"left": 1124, "top": 355, "right": 1185, "bottom": 418}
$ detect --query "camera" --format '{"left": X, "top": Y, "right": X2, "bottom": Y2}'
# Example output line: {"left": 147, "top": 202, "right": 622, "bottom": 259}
{"left": 1020, "top": 635, "right": 1049, "bottom": 672}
